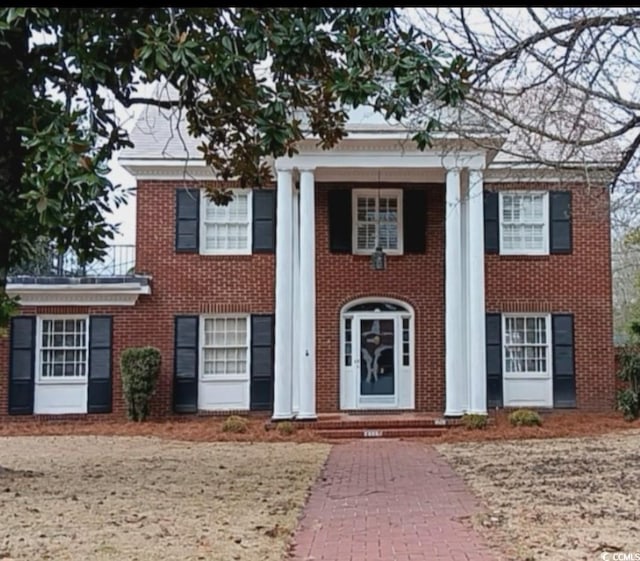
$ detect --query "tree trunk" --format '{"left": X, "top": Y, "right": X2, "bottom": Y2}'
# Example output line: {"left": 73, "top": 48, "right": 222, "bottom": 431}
{"left": 0, "top": 18, "right": 31, "bottom": 327}
{"left": 0, "top": 23, "right": 31, "bottom": 477}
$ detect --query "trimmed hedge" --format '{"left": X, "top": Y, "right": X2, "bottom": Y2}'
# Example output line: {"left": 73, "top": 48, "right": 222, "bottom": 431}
{"left": 121, "top": 347, "right": 161, "bottom": 422}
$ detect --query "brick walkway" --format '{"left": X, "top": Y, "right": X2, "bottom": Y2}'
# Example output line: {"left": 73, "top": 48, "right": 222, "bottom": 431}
{"left": 288, "top": 441, "right": 498, "bottom": 561}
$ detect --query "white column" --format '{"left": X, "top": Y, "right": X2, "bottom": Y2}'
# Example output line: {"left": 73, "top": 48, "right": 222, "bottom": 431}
{"left": 460, "top": 175, "right": 470, "bottom": 412}
{"left": 272, "top": 169, "right": 294, "bottom": 420}
{"left": 297, "top": 169, "right": 317, "bottom": 420}
{"left": 467, "top": 168, "right": 487, "bottom": 414}
{"left": 291, "top": 187, "right": 300, "bottom": 415}
{"left": 445, "top": 168, "right": 464, "bottom": 416}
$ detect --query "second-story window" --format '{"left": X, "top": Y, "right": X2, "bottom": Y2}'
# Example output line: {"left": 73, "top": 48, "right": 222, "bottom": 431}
{"left": 201, "top": 190, "right": 252, "bottom": 254}
{"left": 352, "top": 189, "right": 403, "bottom": 254}
{"left": 499, "top": 192, "right": 549, "bottom": 255}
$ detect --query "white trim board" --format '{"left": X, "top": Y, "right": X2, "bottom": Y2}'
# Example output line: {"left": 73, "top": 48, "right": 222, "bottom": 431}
{"left": 6, "top": 282, "right": 151, "bottom": 307}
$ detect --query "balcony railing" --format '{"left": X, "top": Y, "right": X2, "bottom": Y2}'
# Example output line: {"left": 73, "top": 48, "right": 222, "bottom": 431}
{"left": 9, "top": 244, "right": 136, "bottom": 278}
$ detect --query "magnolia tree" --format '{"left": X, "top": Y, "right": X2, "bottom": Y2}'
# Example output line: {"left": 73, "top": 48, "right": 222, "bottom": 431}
{"left": 0, "top": 7, "right": 469, "bottom": 327}
{"left": 415, "top": 7, "right": 640, "bottom": 334}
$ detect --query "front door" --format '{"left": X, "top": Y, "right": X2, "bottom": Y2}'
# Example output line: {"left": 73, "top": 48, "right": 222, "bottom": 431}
{"left": 340, "top": 299, "right": 414, "bottom": 410}
{"left": 355, "top": 316, "right": 398, "bottom": 407}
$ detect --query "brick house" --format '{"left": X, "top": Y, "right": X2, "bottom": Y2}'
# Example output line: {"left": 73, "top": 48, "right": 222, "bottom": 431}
{"left": 0, "top": 108, "right": 615, "bottom": 419}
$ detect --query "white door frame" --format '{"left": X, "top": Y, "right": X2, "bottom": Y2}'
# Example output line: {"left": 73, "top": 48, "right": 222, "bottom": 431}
{"left": 340, "top": 298, "right": 415, "bottom": 410}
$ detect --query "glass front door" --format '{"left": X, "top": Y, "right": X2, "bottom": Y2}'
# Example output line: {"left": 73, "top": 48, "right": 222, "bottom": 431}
{"left": 358, "top": 317, "right": 396, "bottom": 401}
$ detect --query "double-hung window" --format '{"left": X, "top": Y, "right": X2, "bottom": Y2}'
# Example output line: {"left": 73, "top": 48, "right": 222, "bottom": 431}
{"left": 503, "top": 315, "right": 550, "bottom": 378}
{"left": 201, "top": 316, "right": 249, "bottom": 379}
{"left": 500, "top": 192, "right": 548, "bottom": 254}
{"left": 38, "top": 317, "right": 88, "bottom": 382}
{"left": 352, "top": 189, "right": 403, "bottom": 254}
{"left": 201, "top": 190, "right": 252, "bottom": 254}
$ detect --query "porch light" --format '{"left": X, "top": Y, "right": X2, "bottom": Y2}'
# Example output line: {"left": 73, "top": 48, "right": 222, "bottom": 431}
{"left": 370, "top": 246, "right": 386, "bottom": 270}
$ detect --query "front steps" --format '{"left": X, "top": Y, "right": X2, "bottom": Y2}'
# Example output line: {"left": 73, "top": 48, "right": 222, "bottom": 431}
{"left": 308, "top": 413, "right": 460, "bottom": 440}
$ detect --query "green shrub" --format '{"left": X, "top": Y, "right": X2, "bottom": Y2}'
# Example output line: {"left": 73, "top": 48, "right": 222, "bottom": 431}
{"left": 508, "top": 409, "right": 542, "bottom": 427}
{"left": 461, "top": 413, "right": 488, "bottom": 430}
{"left": 617, "top": 344, "right": 640, "bottom": 420}
{"left": 222, "top": 415, "right": 248, "bottom": 433}
{"left": 120, "top": 347, "right": 161, "bottom": 422}
{"left": 276, "top": 421, "right": 296, "bottom": 436}
{"left": 616, "top": 388, "right": 639, "bottom": 421}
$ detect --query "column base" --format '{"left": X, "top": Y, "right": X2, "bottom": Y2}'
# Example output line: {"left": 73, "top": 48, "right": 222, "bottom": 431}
{"left": 444, "top": 409, "right": 465, "bottom": 417}
{"left": 467, "top": 408, "right": 487, "bottom": 415}
{"left": 295, "top": 413, "right": 317, "bottom": 421}
{"left": 271, "top": 412, "right": 294, "bottom": 421}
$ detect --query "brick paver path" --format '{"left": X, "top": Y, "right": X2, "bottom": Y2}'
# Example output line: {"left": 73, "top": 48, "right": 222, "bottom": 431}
{"left": 288, "top": 441, "right": 498, "bottom": 561}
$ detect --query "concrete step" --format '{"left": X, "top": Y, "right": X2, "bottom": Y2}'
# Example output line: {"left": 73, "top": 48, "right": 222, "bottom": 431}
{"left": 315, "top": 427, "right": 445, "bottom": 440}
{"left": 314, "top": 417, "right": 455, "bottom": 431}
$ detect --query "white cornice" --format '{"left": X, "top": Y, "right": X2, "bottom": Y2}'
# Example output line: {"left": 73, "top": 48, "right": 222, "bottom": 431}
{"left": 6, "top": 283, "right": 151, "bottom": 307}
{"left": 120, "top": 161, "right": 217, "bottom": 181}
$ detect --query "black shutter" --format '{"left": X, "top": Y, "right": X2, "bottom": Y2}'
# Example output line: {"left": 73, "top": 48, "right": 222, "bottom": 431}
{"left": 173, "top": 316, "right": 199, "bottom": 413}
{"left": 8, "top": 316, "right": 35, "bottom": 415}
{"left": 486, "top": 313, "right": 503, "bottom": 408}
{"left": 484, "top": 191, "right": 499, "bottom": 254}
{"left": 175, "top": 188, "right": 200, "bottom": 252}
{"left": 403, "top": 189, "right": 427, "bottom": 253}
{"left": 252, "top": 189, "right": 276, "bottom": 253}
{"left": 250, "top": 314, "right": 274, "bottom": 410}
{"left": 87, "top": 316, "right": 112, "bottom": 413}
{"left": 552, "top": 314, "right": 576, "bottom": 407}
{"left": 550, "top": 191, "right": 572, "bottom": 254}
{"left": 328, "top": 189, "right": 352, "bottom": 253}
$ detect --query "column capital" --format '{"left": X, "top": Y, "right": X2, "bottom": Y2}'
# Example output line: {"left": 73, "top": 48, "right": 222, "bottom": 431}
{"left": 275, "top": 165, "right": 294, "bottom": 173}
{"left": 298, "top": 166, "right": 316, "bottom": 173}
{"left": 468, "top": 166, "right": 485, "bottom": 173}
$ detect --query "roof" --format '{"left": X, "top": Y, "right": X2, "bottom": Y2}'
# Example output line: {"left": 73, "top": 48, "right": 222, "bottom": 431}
{"left": 119, "top": 91, "right": 617, "bottom": 180}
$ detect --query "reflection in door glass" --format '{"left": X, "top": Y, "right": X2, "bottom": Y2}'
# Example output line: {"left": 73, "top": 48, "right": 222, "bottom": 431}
{"left": 360, "top": 319, "right": 394, "bottom": 396}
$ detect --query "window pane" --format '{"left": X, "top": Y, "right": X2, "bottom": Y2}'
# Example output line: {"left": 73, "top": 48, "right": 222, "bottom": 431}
{"left": 355, "top": 192, "right": 400, "bottom": 252}
{"left": 504, "top": 315, "right": 548, "bottom": 375}
{"left": 357, "top": 223, "right": 376, "bottom": 251}
{"left": 201, "top": 316, "right": 249, "bottom": 377}
{"left": 203, "top": 193, "right": 250, "bottom": 252}
{"left": 501, "top": 193, "right": 546, "bottom": 252}
{"left": 39, "top": 317, "right": 88, "bottom": 380}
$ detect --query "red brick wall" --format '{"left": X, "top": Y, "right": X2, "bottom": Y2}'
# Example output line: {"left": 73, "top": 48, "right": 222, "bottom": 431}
{"left": 0, "top": 179, "right": 275, "bottom": 421}
{"left": 485, "top": 182, "right": 614, "bottom": 409}
{"left": 133, "top": 180, "right": 276, "bottom": 416}
{"left": 0, "top": 179, "right": 615, "bottom": 418}
{"left": 0, "top": 305, "right": 152, "bottom": 421}
{"left": 315, "top": 183, "right": 445, "bottom": 412}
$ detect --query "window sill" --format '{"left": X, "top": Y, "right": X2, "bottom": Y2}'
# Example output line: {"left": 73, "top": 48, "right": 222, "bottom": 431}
{"left": 353, "top": 251, "right": 403, "bottom": 257}
{"left": 496, "top": 254, "right": 551, "bottom": 261}
{"left": 197, "top": 253, "right": 255, "bottom": 261}
{"left": 503, "top": 374, "right": 552, "bottom": 380}
{"left": 36, "top": 378, "right": 88, "bottom": 385}
{"left": 200, "top": 375, "right": 250, "bottom": 382}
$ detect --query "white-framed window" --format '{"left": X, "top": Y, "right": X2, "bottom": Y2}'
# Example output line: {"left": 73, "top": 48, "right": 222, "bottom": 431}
{"left": 352, "top": 189, "right": 403, "bottom": 254}
{"left": 37, "top": 317, "right": 89, "bottom": 383}
{"left": 200, "top": 189, "right": 252, "bottom": 254}
{"left": 502, "top": 314, "right": 551, "bottom": 378}
{"left": 499, "top": 192, "right": 549, "bottom": 255}
{"left": 200, "top": 316, "right": 250, "bottom": 379}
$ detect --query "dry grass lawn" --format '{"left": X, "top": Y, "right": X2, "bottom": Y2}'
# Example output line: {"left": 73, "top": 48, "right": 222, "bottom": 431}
{"left": 0, "top": 436, "right": 329, "bottom": 561}
{"left": 437, "top": 430, "right": 640, "bottom": 561}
